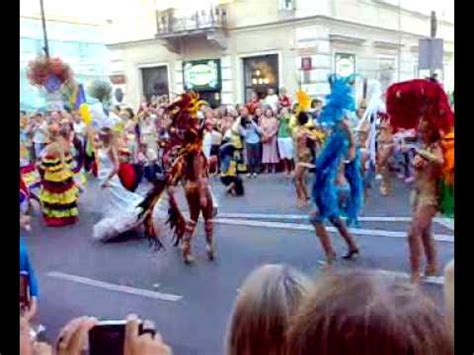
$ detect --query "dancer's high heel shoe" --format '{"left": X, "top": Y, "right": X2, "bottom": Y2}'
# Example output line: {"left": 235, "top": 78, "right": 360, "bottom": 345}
{"left": 206, "top": 243, "right": 216, "bottom": 261}
{"left": 182, "top": 241, "right": 195, "bottom": 264}
{"left": 342, "top": 248, "right": 360, "bottom": 260}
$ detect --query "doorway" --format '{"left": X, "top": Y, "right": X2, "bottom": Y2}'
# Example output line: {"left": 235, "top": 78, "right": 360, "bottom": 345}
{"left": 242, "top": 54, "right": 279, "bottom": 102}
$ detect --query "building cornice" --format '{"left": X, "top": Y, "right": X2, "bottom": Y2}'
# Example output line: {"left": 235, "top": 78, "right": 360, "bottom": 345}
{"left": 367, "top": 0, "right": 454, "bottom": 26}
{"left": 107, "top": 14, "right": 454, "bottom": 48}
{"left": 229, "top": 14, "right": 453, "bottom": 43}
{"left": 20, "top": 15, "right": 102, "bottom": 27}
{"left": 107, "top": 38, "right": 158, "bottom": 49}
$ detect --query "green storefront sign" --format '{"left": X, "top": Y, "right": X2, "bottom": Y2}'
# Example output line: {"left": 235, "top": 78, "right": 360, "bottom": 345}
{"left": 183, "top": 59, "right": 222, "bottom": 91}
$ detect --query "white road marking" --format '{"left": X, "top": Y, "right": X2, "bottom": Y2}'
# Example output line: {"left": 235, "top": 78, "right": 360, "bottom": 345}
{"left": 314, "top": 262, "right": 444, "bottom": 286}
{"left": 377, "top": 269, "right": 445, "bottom": 286}
{"left": 217, "top": 213, "right": 454, "bottom": 231}
{"left": 47, "top": 271, "right": 182, "bottom": 302}
{"left": 213, "top": 218, "right": 454, "bottom": 243}
{"left": 435, "top": 217, "right": 455, "bottom": 231}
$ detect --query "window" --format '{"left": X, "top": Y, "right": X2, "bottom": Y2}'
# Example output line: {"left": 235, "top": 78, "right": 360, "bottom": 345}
{"left": 242, "top": 54, "right": 279, "bottom": 102}
{"left": 378, "top": 56, "right": 396, "bottom": 89}
{"left": 141, "top": 66, "right": 169, "bottom": 102}
{"left": 279, "top": 0, "right": 295, "bottom": 11}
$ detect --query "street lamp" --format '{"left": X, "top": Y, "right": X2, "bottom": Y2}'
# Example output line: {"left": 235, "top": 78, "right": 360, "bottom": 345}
{"left": 397, "top": 0, "right": 401, "bottom": 81}
{"left": 39, "top": 0, "right": 50, "bottom": 58}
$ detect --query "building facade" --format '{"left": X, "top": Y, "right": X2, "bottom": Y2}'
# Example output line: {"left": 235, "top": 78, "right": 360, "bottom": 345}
{"left": 106, "top": 0, "right": 454, "bottom": 109}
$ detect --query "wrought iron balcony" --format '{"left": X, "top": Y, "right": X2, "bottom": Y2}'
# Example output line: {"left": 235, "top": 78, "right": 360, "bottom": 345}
{"left": 155, "top": 6, "right": 228, "bottom": 53}
{"left": 156, "top": 6, "right": 227, "bottom": 37}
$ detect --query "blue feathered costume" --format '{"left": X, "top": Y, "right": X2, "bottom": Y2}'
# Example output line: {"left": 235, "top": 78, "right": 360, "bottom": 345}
{"left": 311, "top": 75, "right": 364, "bottom": 227}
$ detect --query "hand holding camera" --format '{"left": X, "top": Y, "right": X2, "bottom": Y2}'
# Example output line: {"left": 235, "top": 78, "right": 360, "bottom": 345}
{"left": 54, "top": 314, "right": 170, "bottom": 355}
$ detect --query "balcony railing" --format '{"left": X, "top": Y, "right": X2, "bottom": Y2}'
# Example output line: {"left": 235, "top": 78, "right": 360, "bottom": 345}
{"left": 156, "top": 6, "right": 227, "bottom": 36}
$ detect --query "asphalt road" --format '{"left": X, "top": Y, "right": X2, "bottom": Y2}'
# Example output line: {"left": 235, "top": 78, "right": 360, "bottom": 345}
{"left": 24, "top": 173, "right": 454, "bottom": 355}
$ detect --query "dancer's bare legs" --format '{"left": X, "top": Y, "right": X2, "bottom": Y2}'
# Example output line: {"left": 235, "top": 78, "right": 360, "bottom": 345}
{"left": 295, "top": 165, "right": 308, "bottom": 207}
{"left": 408, "top": 204, "right": 438, "bottom": 282}
{"left": 311, "top": 212, "right": 359, "bottom": 267}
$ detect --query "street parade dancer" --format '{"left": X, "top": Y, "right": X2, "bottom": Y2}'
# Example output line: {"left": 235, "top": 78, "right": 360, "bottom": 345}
{"left": 386, "top": 78, "right": 454, "bottom": 283}
{"left": 355, "top": 79, "right": 386, "bottom": 200}
{"left": 376, "top": 114, "right": 395, "bottom": 196}
{"left": 138, "top": 92, "right": 216, "bottom": 264}
{"left": 292, "top": 90, "right": 325, "bottom": 208}
{"left": 38, "top": 123, "right": 79, "bottom": 227}
{"left": 309, "top": 75, "right": 363, "bottom": 267}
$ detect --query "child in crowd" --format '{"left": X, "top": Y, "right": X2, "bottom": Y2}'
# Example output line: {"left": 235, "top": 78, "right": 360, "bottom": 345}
{"left": 219, "top": 142, "right": 244, "bottom": 196}
{"left": 137, "top": 143, "right": 161, "bottom": 184}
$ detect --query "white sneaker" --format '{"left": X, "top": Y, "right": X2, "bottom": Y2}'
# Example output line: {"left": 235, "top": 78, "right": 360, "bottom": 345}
{"left": 252, "top": 173, "right": 257, "bottom": 178}
{"left": 246, "top": 173, "right": 252, "bottom": 178}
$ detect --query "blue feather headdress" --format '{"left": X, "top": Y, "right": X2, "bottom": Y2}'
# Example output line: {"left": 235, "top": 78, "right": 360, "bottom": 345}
{"left": 319, "top": 74, "right": 356, "bottom": 127}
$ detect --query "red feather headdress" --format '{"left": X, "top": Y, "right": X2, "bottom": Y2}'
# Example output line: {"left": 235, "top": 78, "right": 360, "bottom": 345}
{"left": 386, "top": 79, "right": 454, "bottom": 133}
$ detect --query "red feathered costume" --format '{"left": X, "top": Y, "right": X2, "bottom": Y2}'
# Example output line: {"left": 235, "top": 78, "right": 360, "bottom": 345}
{"left": 386, "top": 79, "right": 454, "bottom": 133}
{"left": 385, "top": 79, "right": 454, "bottom": 282}
{"left": 138, "top": 92, "right": 215, "bottom": 263}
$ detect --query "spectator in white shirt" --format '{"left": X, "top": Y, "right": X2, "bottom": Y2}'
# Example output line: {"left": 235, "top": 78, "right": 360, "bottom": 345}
{"left": 72, "top": 111, "right": 86, "bottom": 144}
{"left": 263, "top": 88, "right": 279, "bottom": 113}
{"left": 31, "top": 113, "right": 48, "bottom": 161}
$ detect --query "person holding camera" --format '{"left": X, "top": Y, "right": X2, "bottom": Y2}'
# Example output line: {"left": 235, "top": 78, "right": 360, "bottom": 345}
{"left": 20, "top": 314, "right": 172, "bottom": 355}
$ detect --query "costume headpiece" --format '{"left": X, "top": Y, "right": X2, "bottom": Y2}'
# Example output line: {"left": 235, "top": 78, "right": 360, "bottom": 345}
{"left": 319, "top": 74, "right": 356, "bottom": 127}
{"left": 295, "top": 89, "right": 311, "bottom": 114}
{"left": 387, "top": 79, "right": 454, "bottom": 217}
{"left": 165, "top": 91, "right": 207, "bottom": 152}
{"left": 386, "top": 79, "right": 454, "bottom": 133}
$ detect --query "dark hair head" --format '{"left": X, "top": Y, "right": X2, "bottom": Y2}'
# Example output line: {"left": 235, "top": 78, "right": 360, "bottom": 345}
{"left": 292, "top": 103, "right": 300, "bottom": 114}
{"left": 297, "top": 112, "right": 309, "bottom": 126}
{"left": 287, "top": 270, "right": 453, "bottom": 355}
{"left": 311, "top": 99, "right": 322, "bottom": 108}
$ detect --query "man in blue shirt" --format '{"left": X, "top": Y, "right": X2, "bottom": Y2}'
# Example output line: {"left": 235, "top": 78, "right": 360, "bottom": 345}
{"left": 241, "top": 108, "right": 263, "bottom": 178}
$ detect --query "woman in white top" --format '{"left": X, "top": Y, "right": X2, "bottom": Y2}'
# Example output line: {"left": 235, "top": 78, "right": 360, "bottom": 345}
{"left": 92, "top": 128, "right": 145, "bottom": 242}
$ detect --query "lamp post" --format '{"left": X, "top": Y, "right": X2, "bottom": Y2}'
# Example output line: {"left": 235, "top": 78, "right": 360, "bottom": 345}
{"left": 39, "top": 0, "right": 50, "bottom": 58}
{"left": 429, "top": 10, "right": 437, "bottom": 78}
{"left": 397, "top": 0, "right": 401, "bottom": 81}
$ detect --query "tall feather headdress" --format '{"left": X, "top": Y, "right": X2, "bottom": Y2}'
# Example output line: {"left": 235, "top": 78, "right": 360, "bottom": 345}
{"left": 319, "top": 74, "right": 356, "bottom": 127}
{"left": 386, "top": 79, "right": 454, "bottom": 133}
{"left": 296, "top": 89, "right": 311, "bottom": 113}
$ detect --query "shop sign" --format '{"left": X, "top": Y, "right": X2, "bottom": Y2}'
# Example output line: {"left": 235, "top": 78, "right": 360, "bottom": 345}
{"left": 335, "top": 53, "right": 356, "bottom": 78}
{"left": 301, "top": 57, "right": 312, "bottom": 70}
{"left": 183, "top": 59, "right": 222, "bottom": 91}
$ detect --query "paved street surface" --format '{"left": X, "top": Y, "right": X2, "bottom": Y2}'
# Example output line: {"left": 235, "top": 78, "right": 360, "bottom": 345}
{"left": 25, "top": 174, "right": 454, "bottom": 355}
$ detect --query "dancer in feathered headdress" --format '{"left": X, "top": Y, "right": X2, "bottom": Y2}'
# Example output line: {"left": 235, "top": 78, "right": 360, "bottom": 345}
{"left": 309, "top": 75, "right": 362, "bottom": 267}
{"left": 386, "top": 79, "right": 454, "bottom": 283}
{"left": 292, "top": 89, "right": 324, "bottom": 207}
{"left": 355, "top": 79, "right": 386, "bottom": 198}
{"left": 138, "top": 91, "right": 216, "bottom": 264}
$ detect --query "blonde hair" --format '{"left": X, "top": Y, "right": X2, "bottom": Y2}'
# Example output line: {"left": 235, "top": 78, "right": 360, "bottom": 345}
{"left": 226, "top": 264, "right": 312, "bottom": 355}
{"left": 46, "top": 123, "right": 65, "bottom": 163}
{"left": 287, "top": 269, "right": 453, "bottom": 355}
